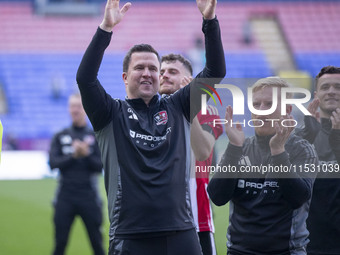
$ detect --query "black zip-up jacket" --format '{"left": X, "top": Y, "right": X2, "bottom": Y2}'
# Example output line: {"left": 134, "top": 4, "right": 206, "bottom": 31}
{"left": 297, "top": 116, "right": 340, "bottom": 255}
{"left": 208, "top": 134, "right": 317, "bottom": 255}
{"left": 49, "top": 125, "right": 103, "bottom": 196}
{"left": 76, "top": 17, "right": 225, "bottom": 238}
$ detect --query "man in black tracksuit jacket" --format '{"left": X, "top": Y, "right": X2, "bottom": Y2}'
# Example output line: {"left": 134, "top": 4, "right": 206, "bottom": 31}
{"left": 49, "top": 94, "right": 104, "bottom": 255}
{"left": 296, "top": 66, "right": 340, "bottom": 255}
{"left": 76, "top": 0, "right": 226, "bottom": 254}
{"left": 208, "top": 77, "right": 318, "bottom": 255}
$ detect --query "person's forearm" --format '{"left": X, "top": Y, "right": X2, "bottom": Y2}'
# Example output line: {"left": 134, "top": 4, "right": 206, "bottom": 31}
{"left": 84, "top": 151, "right": 103, "bottom": 173}
{"left": 329, "top": 129, "right": 340, "bottom": 164}
{"left": 208, "top": 177, "right": 237, "bottom": 206}
{"left": 49, "top": 137, "right": 75, "bottom": 170}
{"left": 191, "top": 17, "right": 226, "bottom": 119}
{"left": 49, "top": 154, "right": 75, "bottom": 170}
{"left": 295, "top": 116, "right": 320, "bottom": 144}
{"left": 76, "top": 28, "right": 114, "bottom": 132}
{"left": 198, "top": 17, "right": 226, "bottom": 79}
{"left": 270, "top": 151, "right": 314, "bottom": 209}
{"left": 76, "top": 27, "right": 112, "bottom": 85}
{"left": 191, "top": 117, "right": 215, "bottom": 161}
{"left": 207, "top": 143, "right": 241, "bottom": 206}
{"left": 277, "top": 177, "right": 312, "bottom": 209}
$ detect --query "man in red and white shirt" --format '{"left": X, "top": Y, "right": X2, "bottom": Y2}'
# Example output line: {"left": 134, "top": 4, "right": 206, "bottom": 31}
{"left": 160, "top": 53, "right": 223, "bottom": 255}
{"left": 191, "top": 106, "right": 223, "bottom": 235}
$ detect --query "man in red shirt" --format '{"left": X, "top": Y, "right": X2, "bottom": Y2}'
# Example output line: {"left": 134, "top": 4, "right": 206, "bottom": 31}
{"left": 160, "top": 53, "right": 223, "bottom": 255}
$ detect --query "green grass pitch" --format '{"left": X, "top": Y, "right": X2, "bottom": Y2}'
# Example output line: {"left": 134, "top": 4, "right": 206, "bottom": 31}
{"left": 0, "top": 179, "right": 229, "bottom": 255}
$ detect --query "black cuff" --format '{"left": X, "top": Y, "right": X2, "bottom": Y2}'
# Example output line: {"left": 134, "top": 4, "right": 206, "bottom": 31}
{"left": 202, "top": 16, "right": 219, "bottom": 32}
{"left": 271, "top": 151, "right": 290, "bottom": 166}
{"left": 97, "top": 26, "right": 113, "bottom": 36}
{"left": 203, "top": 15, "right": 217, "bottom": 22}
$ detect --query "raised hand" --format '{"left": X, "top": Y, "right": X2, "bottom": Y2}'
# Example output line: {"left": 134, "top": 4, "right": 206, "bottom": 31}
{"left": 100, "top": 0, "right": 131, "bottom": 32}
{"left": 196, "top": 0, "right": 216, "bottom": 20}
{"left": 269, "top": 115, "right": 295, "bottom": 155}
{"left": 224, "top": 105, "right": 245, "bottom": 147}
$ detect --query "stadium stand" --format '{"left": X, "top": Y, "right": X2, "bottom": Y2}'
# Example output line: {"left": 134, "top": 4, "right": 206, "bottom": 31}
{"left": 0, "top": 0, "right": 340, "bottom": 149}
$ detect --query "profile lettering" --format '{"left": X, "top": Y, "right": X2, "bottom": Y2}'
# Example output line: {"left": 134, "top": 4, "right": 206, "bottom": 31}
{"left": 201, "top": 84, "right": 311, "bottom": 116}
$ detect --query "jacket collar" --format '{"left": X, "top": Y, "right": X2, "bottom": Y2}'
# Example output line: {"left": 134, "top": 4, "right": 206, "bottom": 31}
{"left": 321, "top": 118, "right": 332, "bottom": 132}
{"left": 255, "top": 134, "right": 274, "bottom": 150}
{"left": 125, "top": 95, "right": 159, "bottom": 110}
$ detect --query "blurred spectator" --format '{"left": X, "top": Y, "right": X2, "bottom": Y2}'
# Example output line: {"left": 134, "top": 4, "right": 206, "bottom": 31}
{"left": 49, "top": 93, "right": 104, "bottom": 255}
{"left": 0, "top": 81, "right": 8, "bottom": 114}
{"left": 50, "top": 72, "right": 66, "bottom": 100}
{"left": 242, "top": 20, "right": 253, "bottom": 45}
{"left": 187, "top": 36, "right": 205, "bottom": 76}
{"left": 4, "top": 134, "right": 19, "bottom": 151}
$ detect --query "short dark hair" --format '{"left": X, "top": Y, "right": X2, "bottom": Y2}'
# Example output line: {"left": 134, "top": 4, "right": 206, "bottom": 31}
{"left": 161, "top": 53, "right": 193, "bottom": 76}
{"left": 123, "top": 44, "right": 160, "bottom": 73}
{"left": 316, "top": 66, "right": 340, "bottom": 79}
{"left": 315, "top": 65, "right": 340, "bottom": 89}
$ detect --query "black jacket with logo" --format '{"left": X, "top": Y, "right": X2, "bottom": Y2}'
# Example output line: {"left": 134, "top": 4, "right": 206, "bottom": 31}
{"left": 208, "top": 134, "right": 317, "bottom": 255}
{"left": 76, "top": 18, "right": 225, "bottom": 238}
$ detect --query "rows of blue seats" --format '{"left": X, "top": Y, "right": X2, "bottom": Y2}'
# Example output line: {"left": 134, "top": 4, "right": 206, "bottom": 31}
{"left": 3, "top": 52, "right": 340, "bottom": 141}
{"left": 295, "top": 53, "right": 340, "bottom": 77}
{"left": 0, "top": 53, "right": 126, "bottom": 139}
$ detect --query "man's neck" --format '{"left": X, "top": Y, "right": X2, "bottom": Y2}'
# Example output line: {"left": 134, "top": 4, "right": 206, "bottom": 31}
{"left": 73, "top": 122, "right": 86, "bottom": 128}
{"left": 127, "top": 95, "right": 156, "bottom": 107}
{"left": 320, "top": 110, "right": 331, "bottom": 119}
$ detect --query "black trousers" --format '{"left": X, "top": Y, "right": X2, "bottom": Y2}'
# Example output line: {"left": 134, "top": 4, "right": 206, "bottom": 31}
{"left": 198, "top": 231, "right": 216, "bottom": 255}
{"left": 109, "top": 228, "right": 203, "bottom": 255}
{"left": 52, "top": 195, "right": 104, "bottom": 255}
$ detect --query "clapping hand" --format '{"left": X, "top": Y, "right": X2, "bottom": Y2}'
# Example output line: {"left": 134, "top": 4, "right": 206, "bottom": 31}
{"left": 331, "top": 108, "right": 340, "bottom": 130}
{"left": 224, "top": 105, "right": 245, "bottom": 147}
{"left": 72, "top": 139, "right": 90, "bottom": 158}
{"left": 269, "top": 115, "right": 295, "bottom": 155}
